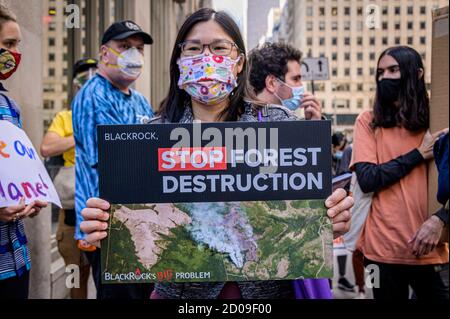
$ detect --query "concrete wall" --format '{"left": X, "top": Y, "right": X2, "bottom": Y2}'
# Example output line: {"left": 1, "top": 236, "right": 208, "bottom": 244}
{"left": 1, "top": 0, "right": 51, "bottom": 299}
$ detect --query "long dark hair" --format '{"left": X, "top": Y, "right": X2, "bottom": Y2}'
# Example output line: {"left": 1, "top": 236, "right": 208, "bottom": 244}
{"left": 372, "top": 46, "right": 429, "bottom": 132}
{"left": 158, "top": 8, "right": 248, "bottom": 123}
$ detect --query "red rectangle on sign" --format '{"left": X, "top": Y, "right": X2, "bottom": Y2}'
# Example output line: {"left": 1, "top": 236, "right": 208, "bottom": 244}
{"left": 158, "top": 147, "right": 227, "bottom": 172}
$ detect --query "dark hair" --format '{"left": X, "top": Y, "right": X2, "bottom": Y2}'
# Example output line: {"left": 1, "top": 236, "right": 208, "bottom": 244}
{"left": 0, "top": 4, "right": 17, "bottom": 31}
{"left": 372, "top": 46, "right": 429, "bottom": 132}
{"left": 332, "top": 132, "right": 346, "bottom": 147}
{"left": 158, "top": 8, "right": 248, "bottom": 123}
{"left": 248, "top": 42, "right": 303, "bottom": 94}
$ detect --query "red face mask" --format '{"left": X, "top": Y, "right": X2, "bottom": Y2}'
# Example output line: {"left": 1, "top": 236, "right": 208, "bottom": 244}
{"left": 0, "top": 48, "right": 22, "bottom": 80}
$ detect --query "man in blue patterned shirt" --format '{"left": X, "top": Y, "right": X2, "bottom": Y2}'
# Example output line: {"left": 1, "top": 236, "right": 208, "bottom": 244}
{"left": 0, "top": 4, "right": 47, "bottom": 299}
{"left": 72, "top": 20, "right": 155, "bottom": 299}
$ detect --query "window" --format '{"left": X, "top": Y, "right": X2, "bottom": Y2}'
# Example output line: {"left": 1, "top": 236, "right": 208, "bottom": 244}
{"left": 407, "top": 6, "right": 413, "bottom": 15}
{"left": 332, "top": 83, "right": 351, "bottom": 92}
{"left": 49, "top": 21, "right": 56, "bottom": 31}
{"left": 63, "top": 53, "right": 68, "bottom": 61}
{"left": 48, "top": 68, "right": 55, "bottom": 76}
{"left": 357, "top": 37, "right": 363, "bottom": 45}
{"left": 407, "top": 37, "right": 413, "bottom": 45}
{"left": 334, "top": 100, "right": 350, "bottom": 109}
{"left": 331, "top": 21, "right": 338, "bottom": 30}
{"left": 370, "top": 37, "right": 375, "bottom": 45}
{"left": 307, "top": 37, "right": 313, "bottom": 45}
{"left": 306, "top": 6, "right": 313, "bottom": 16}
{"left": 344, "top": 21, "right": 351, "bottom": 30}
{"left": 420, "top": 6, "right": 427, "bottom": 15}
{"left": 319, "top": 37, "right": 325, "bottom": 45}
{"left": 43, "top": 100, "right": 55, "bottom": 110}
{"left": 421, "top": 52, "right": 426, "bottom": 60}
{"left": 43, "top": 84, "right": 55, "bottom": 92}
{"left": 357, "top": 52, "right": 363, "bottom": 61}
{"left": 420, "top": 37, "right": 426, "bottom": 45}
{"left": 357, "top": 68, "right": 363, "bottom": 76}
{"left": 407, "top": 21, "right": 413, "bottom": 29}
{"left": 395, "top": 37, "right": 401, "bottom": 45}
{"left": 331, "top": 7, "right": 338, "bottom": 16}
{"left": 344, "top": 7, "right": 350, "bottom": 15}
{"left": 357, "top": 99, "right": 364, "bottom": 109}
{"left": 313, "top": 83, "right": 325, "bottom": 92}
{"left": 382, "top": 21, "right": 388, "bottom": 30}
{"left": 395, "top": 22, "right": 401, "bottom": 30}
{"left": 395, "top": 7, "right": 401, "bottom": 15}
{"left": 63, "top": 69, "right": 68, "bottom": 76}
{"left": 356, "top": 21, "right": 363, "bottom": 31}
{"left": 319, "top": 21, "right": 325, "bottom": 31}
{"left": 357, "top": 83, "right": 364, "bottom": 91}
{"left": 420, "top": 21, "right": 426, "bottom": 29}
{"left": 332, "top": 37, "right": 338, "bottom": 45}
{"left": 336, "top": 114, "right": 358, "bottom": 126}
{"left": 344, "top": 52, "right": 350, "bottom": 60}
{"left": 319, "top": 52, "right": 326, "bottom": 58}
{"left": 48, "top": 38, "right": 55, "bottom": 46}
{"left": 369, "top": 52, "right": 376, "bottom": 60}
{"left": 332, "top": 52, "right": 338, "bottom": 61}
{"left": 357, "top": 7, "right": 363, "bottom": 15}
{"left": 344, "top": 37, "right": 350, "bottom": 45}
{"left": 319, "top": 7, "right": 325, "bottom": 16}
{"left": 306, "top": 21, "right": 313, "bottom": 31}
{"left": 382, "top": 7, "right": 388, "bottom": 15}
{"left": 63, "top": 37, "right": 68, "bottom": 46}
{"left": 344, "top": 68, "right": 350, "bottom": 76}
{"left": 370, "top": 68, "right": 375, "bottom": 76}
{"left": 382, "top": 37, "right": 388, "bottom": 45}
{"left": 48, "top": 53, "right": 55, "bottom": 62}
{"left": 332, "top": 68, "right": 338, "bottom": 76}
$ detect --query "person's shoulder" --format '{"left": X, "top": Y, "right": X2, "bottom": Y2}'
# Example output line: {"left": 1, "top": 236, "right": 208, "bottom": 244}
{"left": 0, "top": 93, "right": 20, "bottom": 112}
{"left": 56, "top": 109, "right": 71, "bottom": 118}
{"left": 356, "top": 110, "right": 374, "bottom": 125}
{"left": 79, "top": 74, "right": 109, "bottom": 97}
{"left": 146, "top": 116, "right": 165, "bottom": 124}
{"left": 266, "top": 104, "right": 298, "bottom": 122}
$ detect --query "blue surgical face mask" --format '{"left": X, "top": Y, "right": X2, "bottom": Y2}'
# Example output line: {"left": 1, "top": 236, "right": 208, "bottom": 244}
{"left": 334, "top": 151, "right": 344, "bottom": 160}
{"left": 274, "top": 79, "right": 305, "bottom": 111}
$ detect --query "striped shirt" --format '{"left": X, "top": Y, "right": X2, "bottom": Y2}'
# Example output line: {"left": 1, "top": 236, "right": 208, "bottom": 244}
{"left": 0, "top": 87, "right": 31, "bottom": 280}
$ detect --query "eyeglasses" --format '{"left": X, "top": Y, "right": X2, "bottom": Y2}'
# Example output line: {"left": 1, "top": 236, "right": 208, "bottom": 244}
{"left": 178, "top": 40, "right": 239, "bottom": 57}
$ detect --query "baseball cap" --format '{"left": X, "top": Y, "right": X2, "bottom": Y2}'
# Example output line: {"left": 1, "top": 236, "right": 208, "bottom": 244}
{"left": 101, "top": 20, "right": 153, "bottom": 45}
{"left": 73, "top": 58, "right": 98, "bottom": 77}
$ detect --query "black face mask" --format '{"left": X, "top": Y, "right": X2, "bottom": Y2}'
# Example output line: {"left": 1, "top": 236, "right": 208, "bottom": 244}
{"left": 378, "top": 78, "right": 401, "bottom": 104}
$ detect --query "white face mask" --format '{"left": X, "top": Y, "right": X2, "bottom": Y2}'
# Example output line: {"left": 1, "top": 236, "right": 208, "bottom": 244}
{"left": 107, "top": 47, "right": 144, "bottom": 78}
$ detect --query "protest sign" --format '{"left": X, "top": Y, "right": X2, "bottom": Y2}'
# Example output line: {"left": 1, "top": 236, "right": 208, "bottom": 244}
{"left": 0, "top": 120, "right": 61, "bottom": 208}
{"left": 99, "top": 121, "right": 333, "bottom": 284}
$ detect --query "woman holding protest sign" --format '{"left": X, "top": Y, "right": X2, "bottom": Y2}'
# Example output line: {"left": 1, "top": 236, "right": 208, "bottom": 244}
{"left": 0, "top": 4, "right": 47, "bottom": 299}
{"left": 80, "top": 8, "right": 353, "bottom": 299}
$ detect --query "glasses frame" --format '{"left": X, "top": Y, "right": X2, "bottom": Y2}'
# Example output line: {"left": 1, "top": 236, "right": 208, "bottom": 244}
{"left": 178, "top": 39, "right": 240, "bottom": 57}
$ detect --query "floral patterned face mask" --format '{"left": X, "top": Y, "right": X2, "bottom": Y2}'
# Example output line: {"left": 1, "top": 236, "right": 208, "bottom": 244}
{"left": 177, "top": 53, "right": 241, "bottom": 105}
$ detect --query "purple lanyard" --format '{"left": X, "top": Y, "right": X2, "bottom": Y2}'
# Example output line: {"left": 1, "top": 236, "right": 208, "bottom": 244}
{"left": 258, "top": 105, "right": 269, "bottom": 122}
{"left": 258, "top": 110, "right": 263, "bottom": 123}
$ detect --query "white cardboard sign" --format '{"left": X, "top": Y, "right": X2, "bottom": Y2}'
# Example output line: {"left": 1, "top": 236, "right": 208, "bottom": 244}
{"left": 0, "top": 121, "right": 61, "bottom": 208}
